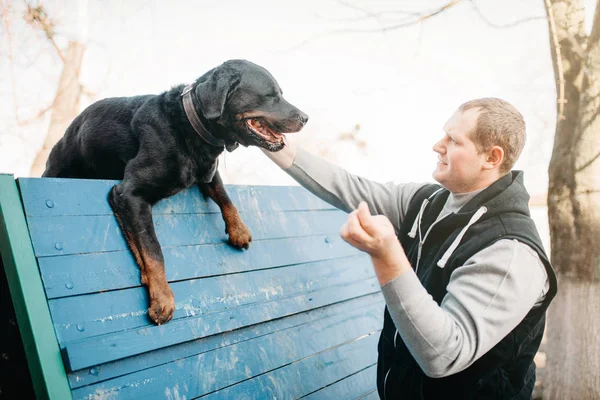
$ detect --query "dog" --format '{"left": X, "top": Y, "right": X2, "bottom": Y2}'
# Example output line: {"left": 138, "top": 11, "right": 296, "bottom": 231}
{"left": 43, "top": 59, "right": 309, "bottom": 325}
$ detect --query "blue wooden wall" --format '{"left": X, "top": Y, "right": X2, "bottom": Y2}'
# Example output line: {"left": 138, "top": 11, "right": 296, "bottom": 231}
{"left": 18, "top": 178, "right": 384, "bottom": 399}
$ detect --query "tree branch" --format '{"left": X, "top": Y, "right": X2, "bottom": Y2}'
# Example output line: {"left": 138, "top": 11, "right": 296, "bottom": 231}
{"left": 470, "top": 0, "right": 547, "bottom": 29}
{"left": 23, "top": 2, "right": 65, "bottom": 62}
{"left": 16, "top": 101, "right": 54, "bottom": 126}
{"left": 343, "top": 0, "right": 461, "bottom": 33}
{"left": 1, "top": 0, "right": 21, "bottom": 122}
{"left": 545, "top": 0, "right": 566, "bottom": 121}
{"left": 575, "top": 150, "right": 600, "bottom": 173}
{"left": 288, "top": 0, "right": 461, "bottom": 51}
{"left": 336, "top": 0, "right": 386, "bottom": 30}
{"left": 314, "top": 9, "right": 420, "bottom": 24}
{"left": 586, "top": 0, "right": 600, "bottom": 51}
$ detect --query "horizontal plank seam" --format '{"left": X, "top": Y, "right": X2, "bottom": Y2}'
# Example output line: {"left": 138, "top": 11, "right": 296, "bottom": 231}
{"left": 354, "top": 388, "right": 378, "bottom": 400}
{"left": 297, "top": 362, "right": 378, "bottom": 399}
{"left": 34, "top": 232, "right": 351, "bottom": 258}
{"left": 24, "top": 207, "right": 339, "bottom": 218}
{"left": 191, "top": 330, "right": 382, "bottom": 399}
{"left": 46, "top": 253, "right": 368, "bottom": 300}
{"left": 60, "top": 278, "right": 381, "bottom": 348}
{"left": 69, "top": 296, "right": 384, "bottom": 388}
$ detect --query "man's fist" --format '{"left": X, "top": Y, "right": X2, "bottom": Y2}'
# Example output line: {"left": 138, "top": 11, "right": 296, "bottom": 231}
{"left": 340, "top": 201, "right": 399, "bottom": 259}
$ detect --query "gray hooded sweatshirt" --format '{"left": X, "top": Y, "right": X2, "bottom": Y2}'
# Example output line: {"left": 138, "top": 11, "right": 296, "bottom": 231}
{"left": 281, "top": 148, "right": 549, "bottom": 378}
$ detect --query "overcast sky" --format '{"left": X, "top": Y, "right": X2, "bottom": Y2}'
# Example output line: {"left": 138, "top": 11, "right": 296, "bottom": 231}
{"left": 1, "top": 0, "right": 597, "bottom": 198}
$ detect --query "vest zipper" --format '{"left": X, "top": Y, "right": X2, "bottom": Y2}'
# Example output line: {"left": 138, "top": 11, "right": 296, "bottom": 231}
{"left": 383, "top": 367, "right": 391, "bottom": 400}
{"left": 390, "top": 212, "right": 451, "bottom": 383}
{"left": 415, "top": 213, "right": 451, "bottom": 273}
{"left": 388, "top": 187, "right": 447, "bottom": 395}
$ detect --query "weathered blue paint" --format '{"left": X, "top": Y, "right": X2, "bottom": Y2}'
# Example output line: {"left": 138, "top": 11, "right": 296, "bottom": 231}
{"left": 302, "top": 365, "right": 377, "bottom": 400}
{"left": 71, "top": 303, "right": 382, "bottom": 399}
{"left": 198, "top": 334, "right": 379, "bottom": 400}
{"left": 63, "top": 277, "right": 380, "bottom": 370}
{"left": 67, "top": 293, "right": 383, "bottom": 389}
{"left": 19, "top": 178, "right": 334, "bottom": 217}
{"left": 27, "top": 209, "right": 348, "bottom": 257}
{"left": 357, "top": 389, "right": 381, "bottom": 400}
{"left": 51, "top": 257, "right": 376, "bottom": 344}
{"left": 40, "top": 237, "right": 363, "bottom": 299}
{"left": 8, "top": 177, "right": 385, "bottom": 398}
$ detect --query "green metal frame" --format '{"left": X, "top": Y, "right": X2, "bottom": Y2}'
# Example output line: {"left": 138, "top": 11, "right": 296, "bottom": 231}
{"left": 0, "top": 174, "right": 72, "bottom": 400}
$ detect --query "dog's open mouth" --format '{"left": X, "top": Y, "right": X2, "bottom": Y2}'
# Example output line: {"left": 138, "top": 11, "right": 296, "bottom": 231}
{"left": 246, "top": 118, "right": 288, "bottom": 146}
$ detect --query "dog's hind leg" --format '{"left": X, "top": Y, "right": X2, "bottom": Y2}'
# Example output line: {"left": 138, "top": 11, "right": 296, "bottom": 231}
{"left": 42, "top": 139, "right": 71, "bottom": 177}
{"left": 199, "top": 171, "right": 252, "bottom": 249}
{"left": 42, "top": 124, "right": 93, "bottom": 178}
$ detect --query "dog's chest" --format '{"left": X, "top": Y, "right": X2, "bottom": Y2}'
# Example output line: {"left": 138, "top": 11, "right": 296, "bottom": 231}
{"left": 173, "top": 156, "right": 218, "bottom": 188}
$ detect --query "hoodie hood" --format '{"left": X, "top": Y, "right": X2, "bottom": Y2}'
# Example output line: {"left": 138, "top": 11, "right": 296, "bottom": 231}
{"left": 456, "top": 171, "right": 530, "bottom": 218}
{"left": 406, "top": 171, "right": 534, "bottom": 269}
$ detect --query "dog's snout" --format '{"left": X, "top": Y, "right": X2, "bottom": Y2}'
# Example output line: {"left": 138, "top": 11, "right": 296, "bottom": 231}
{"left": 297, "top": 112, "right": 309, "bottom": 125}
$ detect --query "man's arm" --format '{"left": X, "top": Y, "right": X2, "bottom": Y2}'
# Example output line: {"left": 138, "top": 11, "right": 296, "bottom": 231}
{"left": 381, "top": 238, "right": 548, "bottom": 378}
{"left": 262, "top": 141, "right": 426, "bottom": 232}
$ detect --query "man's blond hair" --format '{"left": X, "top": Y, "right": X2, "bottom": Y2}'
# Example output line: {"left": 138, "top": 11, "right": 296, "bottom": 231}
{"left": 458, "top": 98, "right": 526, "bottom": 174}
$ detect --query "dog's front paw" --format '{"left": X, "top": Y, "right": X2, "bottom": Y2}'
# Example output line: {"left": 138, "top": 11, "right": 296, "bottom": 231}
{"left": 227, "top": 222, "right": 252, "bottom": 249}
{"left": 148, "top": 285, "right": 175, "bottom": 325}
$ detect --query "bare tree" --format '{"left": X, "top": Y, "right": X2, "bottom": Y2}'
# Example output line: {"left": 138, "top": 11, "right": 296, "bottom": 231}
{"left": 543, "top": 0, "right": 600, "bottom": 398}
{"left": 25, "top": 3, "right": 87, "bottom": 176}
{"left": 311, "top": 1, "right": 600, "bottom": 397}
{"left": 0, "top": 2, "right": 87, "bottom": 177}
{"left": 29, "top": 39, "right": 85, "bottom": 176}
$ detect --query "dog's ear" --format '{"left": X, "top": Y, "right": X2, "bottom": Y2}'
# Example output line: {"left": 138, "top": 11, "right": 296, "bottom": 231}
{"left": 195, "top": 66, "right": 241, "bottom": 120}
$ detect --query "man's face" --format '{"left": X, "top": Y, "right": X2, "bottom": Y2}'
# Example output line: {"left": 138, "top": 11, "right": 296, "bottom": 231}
{"left": 432, "top": 108, "right": 488, "bottom": 193}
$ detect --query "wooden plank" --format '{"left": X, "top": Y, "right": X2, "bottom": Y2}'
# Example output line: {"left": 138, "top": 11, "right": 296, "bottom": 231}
{"left": 67, "top": 293, "right": 384, "bottom": 389}
{"left": 63, "top": 277, "right": 380, "bottom": 371}
{"left": 0, "top": 175, "right": 72, "bottom": 400}
{"left": 355, "top": 389, "right": 379, "bottom": 400}
{"left": 50, "top": 255, "right": 374, "bottom": 343}
{"left": 40, "top": 236, "right": 362, "bottom": 299}
{"left": 197, "top": 331, "right": 379, "bottom": 400}
{"left": 19, "top": 178, "right": 334, "bottom": 217}
{"left": 301, "top": 364, "right": 377, "bottom": 400}
{"left": 27, "top": 209, "right": 348, "bottom": 257}
{"left": 70, "top": 303, "right": 382, "bottom": 399}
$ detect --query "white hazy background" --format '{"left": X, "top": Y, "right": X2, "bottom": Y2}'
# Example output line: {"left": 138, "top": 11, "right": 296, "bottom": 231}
{"left": 3, "top": 0, "right": 597, "bottom": 250}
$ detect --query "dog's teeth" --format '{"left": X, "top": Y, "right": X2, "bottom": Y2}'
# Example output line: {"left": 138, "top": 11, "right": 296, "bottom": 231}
{"left": 283, "top": 134, "right": 288, "bottom": 147}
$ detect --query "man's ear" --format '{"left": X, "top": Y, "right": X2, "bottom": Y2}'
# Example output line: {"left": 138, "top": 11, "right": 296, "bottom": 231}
{"left": 195, "top": 66, "right": 241, "bottom": 120}
{"left": 484, "top": 145, "right": 504, "bottom": 170}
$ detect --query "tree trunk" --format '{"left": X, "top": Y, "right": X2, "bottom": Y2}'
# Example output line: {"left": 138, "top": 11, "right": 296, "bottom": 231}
{"left": 544, "top": 0, "right": 600, "bottom": 398}
{"left": 30, "top": 41, "right": 85, "bottom": 177}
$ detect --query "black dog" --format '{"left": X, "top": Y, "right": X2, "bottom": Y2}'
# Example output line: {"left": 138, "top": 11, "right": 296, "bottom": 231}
{"left": 43, "top": 59, "right": 308, "bottom": 325}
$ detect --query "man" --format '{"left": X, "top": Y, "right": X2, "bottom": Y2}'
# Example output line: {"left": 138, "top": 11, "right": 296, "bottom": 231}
{"left": 262, "top": 98, "right": 557, "bottom": 399}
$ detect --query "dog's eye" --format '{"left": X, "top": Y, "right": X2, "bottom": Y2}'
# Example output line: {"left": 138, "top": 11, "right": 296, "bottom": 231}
{"left": 264, "top": 93, "right": 280, "bottom": 103}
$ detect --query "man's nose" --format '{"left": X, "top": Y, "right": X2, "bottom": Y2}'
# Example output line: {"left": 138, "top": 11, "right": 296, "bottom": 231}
{"left": 432, "top": 139, "right": 444, "bottom": 153}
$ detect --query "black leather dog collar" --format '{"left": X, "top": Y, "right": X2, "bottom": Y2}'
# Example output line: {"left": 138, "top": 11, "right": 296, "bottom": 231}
{"left": 181, "top": 84, "right": 226, "bottom": 148}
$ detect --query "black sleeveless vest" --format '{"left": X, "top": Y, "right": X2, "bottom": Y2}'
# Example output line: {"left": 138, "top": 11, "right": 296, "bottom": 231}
{"left": 376, "top": 172, "right": 557, "bottom": 399}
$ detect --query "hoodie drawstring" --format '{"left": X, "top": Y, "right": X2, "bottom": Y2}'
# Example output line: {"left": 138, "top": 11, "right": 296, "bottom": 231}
{"left": 436, "top": 206, "right": 488, "bottom": 268}
{"left": 408, "top": 188, "right": 444, "bottom": 239}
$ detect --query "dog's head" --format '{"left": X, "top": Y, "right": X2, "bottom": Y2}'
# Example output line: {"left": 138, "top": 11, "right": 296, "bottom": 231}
{"left": 194, "top": 59, "right": 308, "bottom": 152}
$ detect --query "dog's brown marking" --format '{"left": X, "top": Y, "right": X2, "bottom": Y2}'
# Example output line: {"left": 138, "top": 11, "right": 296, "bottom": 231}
{"left": 200, "top": 172, "right": 252, "bottom": 249}
{"left": 108, "top": 185, "right": 175, "bottom": 325}
{"left": 142, "top": 253, "right": 175, "bottom": 325}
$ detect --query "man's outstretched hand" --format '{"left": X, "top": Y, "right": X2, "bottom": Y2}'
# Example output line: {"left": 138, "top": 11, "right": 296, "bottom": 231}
{"left": 340, "top": 202, "right": 412, "bottom": 285}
